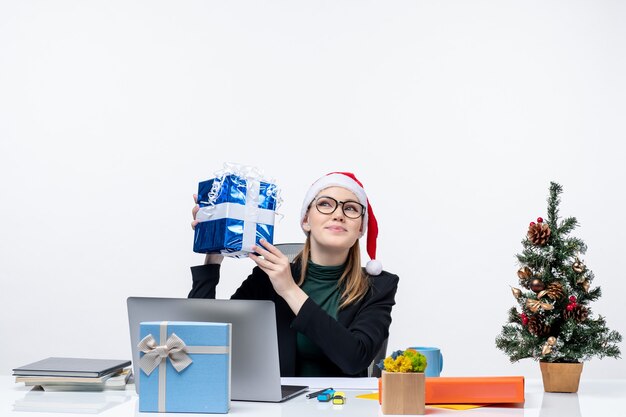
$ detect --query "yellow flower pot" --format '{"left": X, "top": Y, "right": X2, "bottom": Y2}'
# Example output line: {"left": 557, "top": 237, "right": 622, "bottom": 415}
{"left": 381, "top": 371, "right": 425, "bottom": 415}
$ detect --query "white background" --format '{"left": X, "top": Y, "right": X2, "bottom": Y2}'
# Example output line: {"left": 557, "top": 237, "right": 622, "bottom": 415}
{"left": 1, "top": 1, "right": 624, "bottom": 379}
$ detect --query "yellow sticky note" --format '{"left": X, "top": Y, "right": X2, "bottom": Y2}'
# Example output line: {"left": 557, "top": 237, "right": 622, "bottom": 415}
{"left": 355, "top": 393, "right": 379, "bottom": 400}
{"left": 429, "top": 404, "right": 488, "bottom": 410}
{"left": 354, "top": 392, "right": 487, "bottom": 411}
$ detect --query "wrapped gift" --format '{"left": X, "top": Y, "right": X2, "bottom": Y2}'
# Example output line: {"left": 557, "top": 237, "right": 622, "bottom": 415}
{"left": 424, "top": 376, "right": 525, "bottom": 404}
{"left": 193, "top": 163, "right": 280, "bottom": 257}
{"left": 138, "top": 321, "right": 231, "bottom": 414}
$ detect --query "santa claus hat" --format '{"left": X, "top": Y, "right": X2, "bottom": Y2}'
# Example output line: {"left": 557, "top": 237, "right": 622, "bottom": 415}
{"left": 300, "top": 172, "right": 382, "bottom": 275}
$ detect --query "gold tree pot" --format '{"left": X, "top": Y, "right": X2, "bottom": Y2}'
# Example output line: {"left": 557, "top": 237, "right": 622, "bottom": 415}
{"left": 539, "top": 361, "right": 584, "bottom": 393}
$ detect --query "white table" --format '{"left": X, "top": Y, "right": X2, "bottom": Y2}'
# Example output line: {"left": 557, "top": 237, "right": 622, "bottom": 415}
{"left": 2, "top": 376, "right": 625, "bottom": 416}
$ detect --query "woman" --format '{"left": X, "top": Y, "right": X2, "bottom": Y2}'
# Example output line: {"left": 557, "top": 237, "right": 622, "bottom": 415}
{"left": 189, "top": 172, "right": 399, "bottom": 377}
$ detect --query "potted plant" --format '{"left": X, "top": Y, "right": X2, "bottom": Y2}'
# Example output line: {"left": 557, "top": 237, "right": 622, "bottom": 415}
{"left": 377, "top": 349, "right": 427, "bottom": 415}
{"left": 495, "top": 182, "right": 622, "bottom": 393}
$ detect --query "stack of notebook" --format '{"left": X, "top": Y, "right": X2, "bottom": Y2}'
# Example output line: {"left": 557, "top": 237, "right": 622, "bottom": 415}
{"left": 13, "top": 357, "right": 132, "bottom": 391}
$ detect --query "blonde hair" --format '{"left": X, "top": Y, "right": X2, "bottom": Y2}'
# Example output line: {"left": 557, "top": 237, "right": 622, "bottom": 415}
{"left": 294, "top": 238, "right": 370, "bottom": 309}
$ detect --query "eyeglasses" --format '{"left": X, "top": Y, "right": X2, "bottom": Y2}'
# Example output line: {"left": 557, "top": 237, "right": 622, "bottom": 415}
{"left": 313, "top": 196, "right": 365, "bottom": 219}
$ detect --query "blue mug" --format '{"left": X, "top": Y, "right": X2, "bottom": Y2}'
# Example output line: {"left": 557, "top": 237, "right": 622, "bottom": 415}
{"left": 409, "top": 346, "right": 443, "bottom": 377}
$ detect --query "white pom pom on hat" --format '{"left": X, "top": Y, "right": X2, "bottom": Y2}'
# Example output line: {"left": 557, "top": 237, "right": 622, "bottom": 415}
{"left": 300, "top": 172, "right": 382, "bottom": 275}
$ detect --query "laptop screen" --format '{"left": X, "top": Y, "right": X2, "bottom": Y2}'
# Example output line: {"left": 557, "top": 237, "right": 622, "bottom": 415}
{"left": 127, "top": 297, "right": 306, "bottom": 402}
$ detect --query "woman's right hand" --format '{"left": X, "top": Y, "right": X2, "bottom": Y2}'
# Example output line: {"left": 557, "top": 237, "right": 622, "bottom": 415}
{"left": 192, "top": 194, "right": 224, "bottom": 265}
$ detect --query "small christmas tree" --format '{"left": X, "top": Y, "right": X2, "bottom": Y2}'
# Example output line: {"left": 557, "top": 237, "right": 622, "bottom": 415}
{"left": 496, "top": 182, "right": 622, "bottom": 363}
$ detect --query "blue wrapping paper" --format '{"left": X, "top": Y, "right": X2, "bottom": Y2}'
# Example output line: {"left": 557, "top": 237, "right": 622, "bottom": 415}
{"left": 138, "top": 321, "right": 231, "bottom": 414}
{"left": 193, "top": 173, "right": 278, "bottom": 257}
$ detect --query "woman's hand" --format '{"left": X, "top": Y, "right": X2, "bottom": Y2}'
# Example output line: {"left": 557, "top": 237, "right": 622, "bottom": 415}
{"left": 191, "top": 193, "right": 201, "bottom": 230}
{"left": 192, "top": 194, "right": 224, "bottom": 265}
{"left": 249, "top": 239, "right": 308, "bottom": 314}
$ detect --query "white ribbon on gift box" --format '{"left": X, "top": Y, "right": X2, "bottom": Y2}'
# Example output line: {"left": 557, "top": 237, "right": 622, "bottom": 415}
{"left": 196, "top": 177, "right": 276, "bottom": 254}
{"left": 138, "top": 321, "right": 229, "bottom": 412}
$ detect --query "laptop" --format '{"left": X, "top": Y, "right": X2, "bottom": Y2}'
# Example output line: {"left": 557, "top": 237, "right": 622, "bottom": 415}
{"left": 126, "top": 297, "right": 308, "bottom": 402}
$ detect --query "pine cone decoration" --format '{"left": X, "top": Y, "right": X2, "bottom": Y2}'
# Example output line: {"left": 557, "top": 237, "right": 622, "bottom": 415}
{"left": 528, "top": 223, "right": 551, "bottom": 246}
{"left": 564, "top": 305, "right": 589, "bottom": 322}
{"left": 544, "top": 282, "right": 564, "bottom": 301}
{"left": 527, "top": 315, "right": 550, "bottom": 336}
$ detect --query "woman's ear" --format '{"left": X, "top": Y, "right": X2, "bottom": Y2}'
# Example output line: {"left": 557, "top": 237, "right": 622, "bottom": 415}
{"left": 302, "top": 216, "right": 311, "bottom": 232}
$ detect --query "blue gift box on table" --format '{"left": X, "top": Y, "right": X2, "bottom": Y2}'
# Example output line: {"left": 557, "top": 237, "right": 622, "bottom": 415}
{"left": 194, "top": 173, "right": 279, "bottom": 258}
{"left": 138, "top": 321, "right": 231, "bottom": 414}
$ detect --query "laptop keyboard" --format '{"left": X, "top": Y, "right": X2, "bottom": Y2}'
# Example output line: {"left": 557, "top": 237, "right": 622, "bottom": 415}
{"left": 281, "top": 384, "right": 308, "bottom": 400}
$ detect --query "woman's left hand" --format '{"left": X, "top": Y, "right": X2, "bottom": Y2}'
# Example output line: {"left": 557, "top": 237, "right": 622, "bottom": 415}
{"left": 248, "top": 239, "right": 294, "bottom": 295}
{"left": 249, "top": 239, "right": 308, "bottom": 314}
